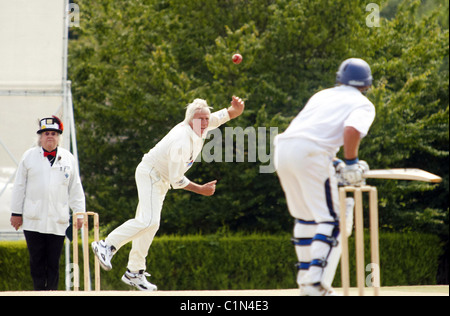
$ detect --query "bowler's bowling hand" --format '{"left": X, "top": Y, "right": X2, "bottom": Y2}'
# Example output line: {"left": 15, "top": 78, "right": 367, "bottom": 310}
{"left": 228, "top": 96, "right": 245, "bottom": 119}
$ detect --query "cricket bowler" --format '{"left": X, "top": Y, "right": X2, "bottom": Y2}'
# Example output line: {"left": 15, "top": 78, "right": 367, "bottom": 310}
{"left": 274, "top": 58, "right": 376, "bottom": 296}
{"left": 92, "top": 96, "right": 245, "bottom": 291}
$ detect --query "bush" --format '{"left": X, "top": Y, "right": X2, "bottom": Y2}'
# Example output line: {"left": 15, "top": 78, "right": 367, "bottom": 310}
{"left": 333, "top": 232, "right": 443, "bottom": 287}
{"left": 99, "top": 233, "right": 297, "bottom": 291}
{"left": 0, "top": 232, "right": 442, "bottom": 291}
{"left": 0, "top": 241, "right": 34, "bottom": 291}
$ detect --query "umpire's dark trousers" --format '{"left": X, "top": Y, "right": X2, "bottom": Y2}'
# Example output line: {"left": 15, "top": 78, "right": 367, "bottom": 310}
{"left": 24, "top": 230, "right": 65, "bottom": 291}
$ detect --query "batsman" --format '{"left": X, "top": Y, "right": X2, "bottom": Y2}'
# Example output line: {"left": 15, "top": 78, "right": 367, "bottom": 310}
{"left": 275, "top": 58, "right": 375, "bottom": 296}
{"left": 92, "top": 96, "right": 245, "bottom": 291}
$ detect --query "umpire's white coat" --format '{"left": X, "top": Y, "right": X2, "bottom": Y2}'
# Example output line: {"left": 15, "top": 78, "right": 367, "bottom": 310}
{"left": 11, "top": 146, "right": 86, "bottom": 236}
{"left": 106, "top": 109, "right": 230, "bottom": 272}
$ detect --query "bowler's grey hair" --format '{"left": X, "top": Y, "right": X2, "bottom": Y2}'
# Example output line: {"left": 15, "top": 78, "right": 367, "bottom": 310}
{"left": 184, "top": 99, "right": 212, "bottom": 124}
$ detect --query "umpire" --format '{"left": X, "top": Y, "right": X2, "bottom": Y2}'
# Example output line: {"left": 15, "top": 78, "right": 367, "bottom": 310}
{"left": 10, "top": 116, "right": 86, "bottom": 290}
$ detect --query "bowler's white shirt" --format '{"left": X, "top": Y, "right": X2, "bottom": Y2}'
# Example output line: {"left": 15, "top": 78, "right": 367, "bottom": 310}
{"left": 142, "top": 108, "right": 230, "bottom": 189}
{"left": 11, "top": 146, "right": 86, "bottom": 236}
{"left": 277, "top": 85, "right": 375, "bottom": 155}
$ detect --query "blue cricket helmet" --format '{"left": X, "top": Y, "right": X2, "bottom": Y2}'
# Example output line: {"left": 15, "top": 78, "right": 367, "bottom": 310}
{"left": 336, "top": 58, "right": 373, "bottom": 87}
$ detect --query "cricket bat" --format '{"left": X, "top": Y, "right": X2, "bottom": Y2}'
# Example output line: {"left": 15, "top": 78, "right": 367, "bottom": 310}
{"left": 363, "top": 168, "right": 442, "bottom": 183}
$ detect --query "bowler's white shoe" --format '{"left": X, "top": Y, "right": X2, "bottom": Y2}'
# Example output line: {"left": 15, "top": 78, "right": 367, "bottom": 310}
{"left": 300, "top": 284, "right": 340, "bottom": 296}
{"left": 91, "top": 240, "right": 115, "bottom": 271}
{"left": 121, "top": 269, "right": 158, "bottom": 291}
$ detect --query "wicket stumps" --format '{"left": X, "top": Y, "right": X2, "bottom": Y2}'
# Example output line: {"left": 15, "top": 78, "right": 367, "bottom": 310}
{"left": 339, "top": 185, "right": 380, "bottom": 296}
{"left": 73, "top": 212, "right": 101, "bottom": 291}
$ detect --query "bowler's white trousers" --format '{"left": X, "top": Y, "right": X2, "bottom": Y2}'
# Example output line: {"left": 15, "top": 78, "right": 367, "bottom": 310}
{"left": 106, "top": 162, "right": 170, "bottom": 272}
{"left": 275, "top": 138, "right": 342, "bottom": 289}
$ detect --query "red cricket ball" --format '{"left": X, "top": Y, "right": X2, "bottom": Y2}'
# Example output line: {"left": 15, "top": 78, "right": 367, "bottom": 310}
{"left": 232, "top": 53, "right": 243, "bottom": 64}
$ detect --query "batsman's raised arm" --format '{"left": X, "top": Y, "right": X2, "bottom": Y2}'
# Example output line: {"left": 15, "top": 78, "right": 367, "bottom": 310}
{"left": 227, "top": 96, "right": 245, "bottom": 119}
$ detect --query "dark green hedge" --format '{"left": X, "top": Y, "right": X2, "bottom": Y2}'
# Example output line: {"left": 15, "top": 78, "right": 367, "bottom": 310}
{"left": 0, "top": 232, "right": 442, "bottom": 291}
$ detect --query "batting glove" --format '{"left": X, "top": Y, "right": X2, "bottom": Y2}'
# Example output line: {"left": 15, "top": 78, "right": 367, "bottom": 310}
{"left": 341, "top": 159, "right": 369, "bottom": 186}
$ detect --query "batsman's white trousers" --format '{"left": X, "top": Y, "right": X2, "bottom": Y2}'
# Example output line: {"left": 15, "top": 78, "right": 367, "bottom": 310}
{"left": 275, "top": 138, "right": 340, "bottom": 222}
{"left": 106, "top": 162, "right": 170, "bottom": 272}
{"left": 275, "top": 137, "right": 341, "bottom": 289}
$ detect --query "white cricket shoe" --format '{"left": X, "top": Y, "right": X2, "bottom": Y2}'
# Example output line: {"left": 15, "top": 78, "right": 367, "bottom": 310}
{"left": 300, "top": 284, "right": 340, "bottom": 296}
{"left": 121, "top": 269, "right": 158, "bottom": 291}
{"left": 91, "top": 240, "right": 115, "bottom": 271}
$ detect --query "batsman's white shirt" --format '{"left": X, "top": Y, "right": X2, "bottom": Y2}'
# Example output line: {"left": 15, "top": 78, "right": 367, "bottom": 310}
{"left": 276, "top": 85, "right": 375, "bottom": 156}
{"left": 106, "top": 108, "right": 230, "bottom": 272}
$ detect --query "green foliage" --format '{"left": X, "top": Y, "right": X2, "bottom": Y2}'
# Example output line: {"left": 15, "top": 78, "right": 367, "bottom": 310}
{"left": 359, "top": 0, "right": 449, "bottom": 235}
{"left": 375, "top": 232, "right": 444, "bottom": 285}
{"left": 333, "top": 231, "right": 443, "bottom": 287}
{"left": 0, "top": 232, "right": 442, "bottom": 291}
{"left": 69, "top": 0, "right": 449, "bottom": 244}
{"left": 0, "top": 241, "right": 34, "bottom": 291}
